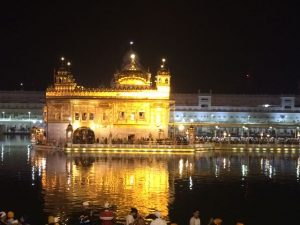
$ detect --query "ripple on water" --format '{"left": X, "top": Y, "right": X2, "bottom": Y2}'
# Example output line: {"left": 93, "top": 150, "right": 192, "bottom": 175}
{"left": 0, "top": 142, "right": 300, "bottom": 225}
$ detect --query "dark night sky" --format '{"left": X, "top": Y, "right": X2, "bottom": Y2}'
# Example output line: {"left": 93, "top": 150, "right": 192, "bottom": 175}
{"left": 0, "top": 0, "right": 299, "bottom": 94}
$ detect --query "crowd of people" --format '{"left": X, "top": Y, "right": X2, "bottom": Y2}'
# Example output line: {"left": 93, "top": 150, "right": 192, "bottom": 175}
{"left": 0, "top": 211, "right": 30, "bottom": 225}
{"left": 77, "top": 203, "right": 245, "bottom": 225}
{"left": 91, "top": 135, "right": 300, "bottom": 146}
{"left": 1, "top": 204, "right": 245, "bottom": 225}
{"left": 194, "top": 136, "right": 300, "bottom": 145}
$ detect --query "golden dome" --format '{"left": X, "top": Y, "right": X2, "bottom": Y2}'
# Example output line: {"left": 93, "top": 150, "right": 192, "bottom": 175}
{"left": 113, "top": 50, "right": 152, "bottom": 88}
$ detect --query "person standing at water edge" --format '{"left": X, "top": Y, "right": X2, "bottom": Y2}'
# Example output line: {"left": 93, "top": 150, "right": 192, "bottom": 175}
{"left": 150, "top": 211, "right": 167, "bottom": 225}
{"left": 207, "top": 218, "right": 222, "bottom": 225}
{"left": 100, "top": 202, "right": 114, "bottom": 225}
{"left": 189, "top": 210, "right": 201, "bottom": 225}
{"left": 126, "top": 208, "right": 138, "bottom": 225}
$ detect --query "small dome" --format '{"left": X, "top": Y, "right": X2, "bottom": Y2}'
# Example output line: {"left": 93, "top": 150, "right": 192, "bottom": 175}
{"left": 112, "top": 50, "right": 152, "bottom": 88}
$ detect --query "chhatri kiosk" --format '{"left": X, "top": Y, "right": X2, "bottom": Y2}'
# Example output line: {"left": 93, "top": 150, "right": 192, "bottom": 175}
{"left": 45, "top": 51, "right": 173, "bottom": 144}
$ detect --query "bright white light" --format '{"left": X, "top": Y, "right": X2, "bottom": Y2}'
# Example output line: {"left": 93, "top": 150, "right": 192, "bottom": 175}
{"left": 41, "top": 158, "right": 46, "bottom": 170}
{"left": 215, "top": 165, "right": 219, "bottom": 178}
{"left": 61, "top": 57, "right": 65, "bottom": 61}
{"left": 178, "top": 124, "right": 185, "bottom": 131}
{"left": 129, "top": 175, "right": 134, "bottom": 185}
{"left": 242, "top": 164, "right": 248, "bottom": 177}
{"left": 130, "top": 54, "right": 135, "bottom": 60}
{"left": 189, "top": 176, "right": 193, "bottom": 190}
{"left": 162, "top": 58, "right": 166, "bottom": 62}
{"left": 1, "top": 145, "right": 4, "bottom": 162}
{"left": 297, "top": 157, "right": 300, "bottom": 181}
{"left": 130, "top": 41, "right": 134, "bottom": 45}
{"left": 263, "top": 104, "right": 270, "bottom": 108}
{"left": 67, "top": 62, "right": 71, "bottom": 66}
{"left": 27, "top": 146, "right": 30, "bottom": 163}
{"left": 179, "top": 159, "right": 183, "bottom": 177}
{"left": 32, "top": 166, "right": 35, "bottom": 181}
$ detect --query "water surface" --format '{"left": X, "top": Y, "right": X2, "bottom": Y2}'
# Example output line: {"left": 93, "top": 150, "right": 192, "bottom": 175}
{"left": 0, "top": 136, "right": 300, "bottom": 225}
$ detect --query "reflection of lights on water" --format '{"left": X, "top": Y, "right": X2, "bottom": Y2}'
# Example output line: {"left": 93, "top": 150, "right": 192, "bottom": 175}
{"left": 269, "top": 164, "right": 274, "bottom": 179}
{"left": 221, "top": 158, "right": 230, "bottom": 171}
{"left": 35, "top": 158, "right": 47, "bottom": 177}
{"left": 41, "top": 158, "right": 46, "bottom": 170}
{"left": 242, "top": 164, "right": 248, "bottom": 177}
{"left": 189, "top": 162, "right": 193, "bottom": 171}
{"left": 215, "top": 165, "right": 220, "bottom": 178}
{"left": 129, "top": 175, "right": 135, "bottom": 185}
{"left": 38, "top": 166, "right": 42, "bottom": 177}
{"left": 67, "top": 162, "right": 72, "bottom": 174}
{"left": 27, "top": 146, "right": 30, "bottom": 163}
{"left": 223, "top": 158, "right": 226, "bottom": 169}
{"left": 260, "top": 158, "right": 264, "bottom": 170}
{"left": 67, "top": 175, "right": 71, "bottom": 186}
{"left": 185, "top": 159, "right": 189, "bottom": 168}
{"left": 31, "top": 166, "right": 35, "bottom": 185}
{"left": 261, "top": 159, "right": 276, "bottom": 179}
{"left": 297, "top": 157, "right": 300, "bottom": 181}
{"left": 179, "top": 159, "right": 183, "bottom": 177}
{"left": 1, "top": 145, "right": 4, "bottom": 162}
{"left": 189, "top": 176, "right": 193, "bottom": 190}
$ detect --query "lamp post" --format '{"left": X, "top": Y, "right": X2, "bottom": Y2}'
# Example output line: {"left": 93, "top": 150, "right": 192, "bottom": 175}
{"left": 223, "top": 131, "right": 227, "bottom": 144}
{"left": 28, "top": 112, "right": 31, "bottom": 120}
{"left": 214, "top": 126, "right": 219, "bottom": 138}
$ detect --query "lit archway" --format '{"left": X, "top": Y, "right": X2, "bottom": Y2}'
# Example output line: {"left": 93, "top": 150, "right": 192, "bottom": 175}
{"left": 73, "top": 127, "right": 95, "bottom": 144}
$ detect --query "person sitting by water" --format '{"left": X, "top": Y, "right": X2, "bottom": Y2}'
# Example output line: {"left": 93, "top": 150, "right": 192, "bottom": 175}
{"left": 79, "top": 215, "right": 91, "bottom": 225}
{"left": 126, "top": 208, "right": 145, "bottom": 225}
{"left": 5, "top": 211, "right": 19, "bottom": 225}
{"left": 99, "top": 202, "right": 114, "bottom": 225}
{"left": 0, "top": 212, "right": 6, "bottom": 225}
{"left": 149, "top": 211, "right": 166, "bottom": 225}
{"left": 46, "top": 216, "right": 60, "bottom": 225}
{"left": 133, "top": 211, "right": 145, "bottom": 225}
{"left": 189, "top": 210, "right": 201, "bottom": 225}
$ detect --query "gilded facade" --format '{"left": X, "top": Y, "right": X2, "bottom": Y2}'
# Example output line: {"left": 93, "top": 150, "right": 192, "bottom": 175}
{"left": 45, "top": 52, "right": 173, "bottom": 143}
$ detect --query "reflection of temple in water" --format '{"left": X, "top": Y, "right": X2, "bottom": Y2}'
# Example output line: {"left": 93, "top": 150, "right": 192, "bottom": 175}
{"left": 32, "top": 152, "right": 179, "bottom": 219}
{"left": 30, "top": 150, "right": 300, "bottom": 222}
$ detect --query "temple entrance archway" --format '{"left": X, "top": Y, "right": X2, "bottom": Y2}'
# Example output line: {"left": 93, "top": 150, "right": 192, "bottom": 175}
{"left": 73, "top": 127, "right": 95, "bottom": 144}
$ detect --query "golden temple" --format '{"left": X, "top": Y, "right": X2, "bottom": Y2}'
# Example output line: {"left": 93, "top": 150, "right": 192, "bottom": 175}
{"left": 45, "top": 50, "right": 173, "bottom": 144}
